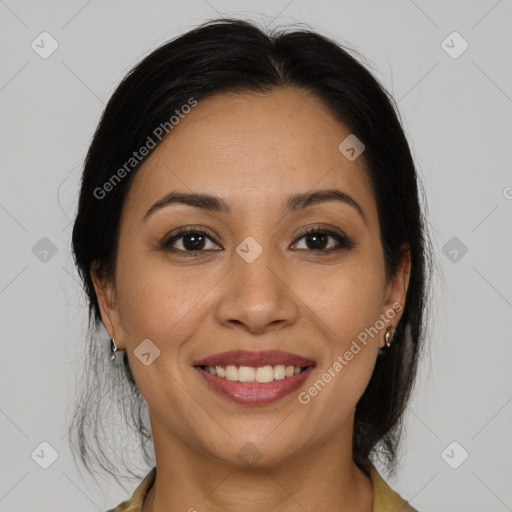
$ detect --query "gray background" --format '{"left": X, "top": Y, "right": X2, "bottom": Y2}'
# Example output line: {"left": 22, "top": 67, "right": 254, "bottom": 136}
{"left": 1, "top": 0, "right": 511, "bottom": 510}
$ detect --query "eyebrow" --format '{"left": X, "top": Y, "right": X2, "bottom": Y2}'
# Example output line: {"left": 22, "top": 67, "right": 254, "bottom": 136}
{"left": 143, "top": 188, "right": 367, "bottom": 225}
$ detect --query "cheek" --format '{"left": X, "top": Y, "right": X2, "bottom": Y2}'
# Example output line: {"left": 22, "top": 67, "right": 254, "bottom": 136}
{"left": 115, "top": 248, "right": 211, "bottom": 342}
{"left": 300, "top": 258, "right": 385, "bottom": 346}
{"left": 298, "top": 253, "right": 384, "bottom": 403}
{"left": 113, "top": 253, "right": 209, "bottom": 410}
{"left": 298, "top": 268, "right": 382, "bottom": 427}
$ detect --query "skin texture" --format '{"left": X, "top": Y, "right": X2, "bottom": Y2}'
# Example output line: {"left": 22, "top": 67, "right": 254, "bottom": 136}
{"left": 91, "top": 87, "right": 411, "bottom": 512}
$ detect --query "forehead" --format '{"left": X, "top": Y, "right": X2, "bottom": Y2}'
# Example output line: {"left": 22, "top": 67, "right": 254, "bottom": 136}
{"left": 124, "top": 87, "right": 375, "bottom": 218}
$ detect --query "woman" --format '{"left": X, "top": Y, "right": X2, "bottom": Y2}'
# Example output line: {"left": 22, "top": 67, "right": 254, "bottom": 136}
{"left": 70, "top": 18, "right": 433, "bottom": 512}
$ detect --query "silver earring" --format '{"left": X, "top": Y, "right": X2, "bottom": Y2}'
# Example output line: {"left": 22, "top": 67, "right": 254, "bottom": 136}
{"left": 110, "top": 338, "right": 118, "bottom": 361}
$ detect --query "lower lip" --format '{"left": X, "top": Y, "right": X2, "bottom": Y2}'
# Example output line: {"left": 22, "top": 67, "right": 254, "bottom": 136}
{"left": 195, "top": 366, "right": 315, "bottom": 405}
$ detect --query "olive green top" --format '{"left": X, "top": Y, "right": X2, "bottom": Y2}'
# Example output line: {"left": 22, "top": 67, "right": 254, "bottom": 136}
{"left": 106, "top": 464, "right": 418, "bottom": 512}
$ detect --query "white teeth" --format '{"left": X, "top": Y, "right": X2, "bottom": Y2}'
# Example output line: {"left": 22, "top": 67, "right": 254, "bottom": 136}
{"left": 225, "top": 365, "right": 238, "bottom": 381}
{"left": 203, "top": 364, "right": 309, "bottom": 382}
{"left": 238, "top": 366, "right": 256, "bottom": 382}
{"left": 256, "top": 366, "right": 274, "bottom": 383}
{"left": 274, "top": 365, "right": 286, "bottom": 380}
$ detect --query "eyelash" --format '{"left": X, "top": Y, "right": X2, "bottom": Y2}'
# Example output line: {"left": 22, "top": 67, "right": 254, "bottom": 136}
{"left": 160, "top": 226, "right": 356, "bottom": 257}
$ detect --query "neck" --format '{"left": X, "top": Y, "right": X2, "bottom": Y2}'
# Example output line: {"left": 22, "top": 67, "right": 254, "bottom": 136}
{"left": 141, "top": 418, "right": 373, "bottom": 512}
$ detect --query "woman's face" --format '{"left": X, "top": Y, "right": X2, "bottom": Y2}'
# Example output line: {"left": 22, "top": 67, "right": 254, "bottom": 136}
{"left": 92, "top": 87, "right": 410, "bottom": 467}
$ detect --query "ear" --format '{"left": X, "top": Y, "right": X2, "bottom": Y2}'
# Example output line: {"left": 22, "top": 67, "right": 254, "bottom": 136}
{"left": 379, "top": 245, "right": 411, "bottom": 348}
{"left": 90, "top": 261, "right": 125, "bottom": 350}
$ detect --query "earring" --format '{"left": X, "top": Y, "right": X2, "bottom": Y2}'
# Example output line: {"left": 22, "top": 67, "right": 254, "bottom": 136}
{"left": 110, "top": 338, "right": 119, "bottom": 361}
{"left": 384, "top": 325, "right": 395, "bottom": 348}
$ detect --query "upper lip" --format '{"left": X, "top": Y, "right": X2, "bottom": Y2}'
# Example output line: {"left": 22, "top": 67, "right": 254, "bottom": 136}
{"left": 193, "top": 350, "right": 315, "bottom": 368}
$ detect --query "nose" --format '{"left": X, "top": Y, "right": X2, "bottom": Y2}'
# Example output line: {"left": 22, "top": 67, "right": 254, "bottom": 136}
{"left": 214, "top": 247, "right": 299, "bottom": 335}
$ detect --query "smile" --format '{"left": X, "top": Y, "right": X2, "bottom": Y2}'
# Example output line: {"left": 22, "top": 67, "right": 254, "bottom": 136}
{"left": 199, "top": 364, "right": 310, "bottom": 382}
{"left": 193, "top": 350, "right": 316, "bottom": 405}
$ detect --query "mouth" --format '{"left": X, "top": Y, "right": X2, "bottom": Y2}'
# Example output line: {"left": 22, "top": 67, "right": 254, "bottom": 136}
{"left": 196, "top": 363, "right": 312, "bottom": 381}
{"left": 193, "top": 350, "right": 316, "bottom": 405}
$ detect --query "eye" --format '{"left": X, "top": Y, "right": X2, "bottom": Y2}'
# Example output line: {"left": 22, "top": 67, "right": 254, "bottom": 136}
{"left": 161, "top": 228, "right": 221, "bottom": 255}
{"left": 160, "top": 225, "right": 356, "bottom": 257}
{"left": 291, "top": 227, "right": 355, "bottom": 253}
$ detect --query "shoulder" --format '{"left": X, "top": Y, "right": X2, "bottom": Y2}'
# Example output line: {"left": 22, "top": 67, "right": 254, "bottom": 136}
{"left": 105, "top": 467, "right": 156, "bottom": 512}
{"left": 369, "top": 465, "right": 419, "bottom": 512}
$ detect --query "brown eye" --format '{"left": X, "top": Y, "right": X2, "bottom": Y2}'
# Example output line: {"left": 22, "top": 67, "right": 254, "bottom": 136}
{"left": 161, "top": 229, "right": 221, "bottom": 254}
{"left": 292, "top": 228, "right": 355, "bottom": 252}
